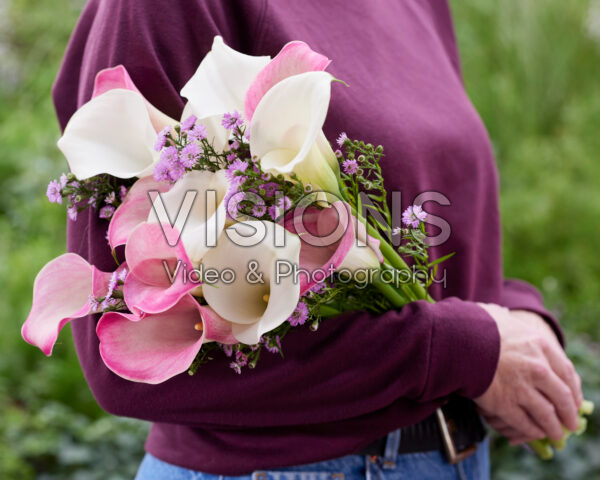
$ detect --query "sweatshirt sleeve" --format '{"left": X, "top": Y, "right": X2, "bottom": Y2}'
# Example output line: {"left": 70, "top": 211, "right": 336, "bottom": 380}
{"left": 500, "top": 279, "right": 564, "bottom": 346}
{"left": 52, "top": 0, "right": 500, "bottom": 428}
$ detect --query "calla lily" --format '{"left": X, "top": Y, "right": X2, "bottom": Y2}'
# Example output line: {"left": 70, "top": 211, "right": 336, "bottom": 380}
{"left": 249, "top": 71, "right": 341, "bottom": 196}
{"left": 244, "top": 40, "right": 330, "bottom": 123}
{"left": 147, "top": 170, "right": 229, "bottom": 264}
{"left": 57, "top": 66, "right": 177, "bottom": 180}
{"left": 201, "top": 221, "right": 301, "bottom": 345}
{"left": 123, "top": 222, "right": 196, "bottom": 315}
{"left": 21, "top": 254, "right": 121, "bottom": 356}
{"left": 97, "top": 295, "right": 236, "bottom": 384}
{"left": 181, "top": 36, "right": 270, "bottom": 122}
{"left": 107, "top": 175, "right": 171, "bottom": 250}
{"left": 285, "top": 201, "right": 383, "bottom": 294}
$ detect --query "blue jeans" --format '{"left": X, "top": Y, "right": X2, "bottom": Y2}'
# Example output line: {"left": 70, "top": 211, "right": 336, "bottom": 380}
{"left": 135, "top": 433, "right": 490, "bottom": 480}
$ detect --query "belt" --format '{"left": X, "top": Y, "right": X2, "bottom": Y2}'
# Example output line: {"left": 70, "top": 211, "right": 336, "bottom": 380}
{"left": 357, "top": 398, "right": 486, "bottom": 464}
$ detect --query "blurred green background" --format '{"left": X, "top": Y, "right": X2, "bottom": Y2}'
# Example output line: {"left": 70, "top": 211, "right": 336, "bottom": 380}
{"left": 0, "top": 0, "right": 598, "bottom": 478}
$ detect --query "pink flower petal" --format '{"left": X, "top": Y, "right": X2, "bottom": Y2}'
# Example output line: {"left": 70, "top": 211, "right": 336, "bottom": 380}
{"left": 22, "top": 254, "right": 97, "bottom": 355}
{"left": 123, "top": 223, "right": 196, "bottom": 314}
{"left": 92, "top": 65, "right": 175, "bottom": 133}
{"left": 108, "top": 176, "right": 170, "bottom": 250}
{"left": 97, "top": 295, "right": 206, "bottom": 384}
{"left": 199, "top": 305, "right": 237, "bottom": 344}
{"left": 244, "top": 41, "right": 330, "bottom": 123}
{"left": 284, "top": 201, "right": 354, "bottom": 294}
{"left": 92, "top": 65, "right": 140, "bottom": 98}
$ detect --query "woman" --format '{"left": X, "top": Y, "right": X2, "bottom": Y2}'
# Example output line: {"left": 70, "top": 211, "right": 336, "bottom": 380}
{"left": 52, "top": 1, "right": 582, "bottom": 479}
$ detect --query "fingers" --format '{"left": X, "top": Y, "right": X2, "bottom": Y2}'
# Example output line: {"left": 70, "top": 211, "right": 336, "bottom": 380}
{"left": 509, "top": 437, "right": 537, "bottom": 446}
{"left": 525, "top": 390, "right": 565, "bottom": 441}
{"left": 505, "top": 407, "right": 546, "bottom": 440}
{"left": 542, "top": 341, "right": 584, "bottom": 409}
{"left": 532, "top": 360, "right": 580, "bottom": 432}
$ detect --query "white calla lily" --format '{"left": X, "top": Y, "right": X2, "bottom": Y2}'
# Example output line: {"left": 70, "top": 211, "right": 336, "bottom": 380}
{"left": 249, "top": 71, "right": 341, "bottom": 196}
{"left": 201, "top": 221, "right": 301, "bottom": 345}
{"left": 58, "top": 89, "right": 176, "bottom": 179}
{"left": 181, "top": 36, "right": 270, "bottom": 121}
{"left": 148, "top": 170, "right": 229, "bottom": 265}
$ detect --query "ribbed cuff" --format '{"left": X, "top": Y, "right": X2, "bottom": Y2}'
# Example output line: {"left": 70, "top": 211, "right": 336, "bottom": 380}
{"left": 420, "top": 297, "right": 500, "bottom": 400}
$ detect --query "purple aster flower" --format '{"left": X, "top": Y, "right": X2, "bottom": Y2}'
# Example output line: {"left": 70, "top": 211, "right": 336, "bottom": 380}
{"left": 402, "top": 205, "right": 427, "bottom": 228}
{"left": 99, "top": 205, "right": 115, "bottom": 219}
{"left": 180, "top": 143, "right": 201, "bottom": 168}
{"left": 161, "top": 145, "right": 179, "bottom": 166}
{"left": 180, "top": 114, "right": 197, "bottom": 132}
{"left": 119, "top": 185, "right": 128, "bottom": 200}
{"left": 235, "top": 351, "right": 248, "bottom": 367}
{"left": 342, "top": 159, "right": 359, "bottom": 175}
{"left": 46, "top": 180, "right": 62, "bottom": 204}
{"left": 225, "top": 192, "right": 246, "bottom": 219}
{"left": 222, "top": 110, "right": 244, "bottom": 130}
{"left": 59, "top": 173, "right": 68, "bottom": 188}
{"left": 263, "top": 335, "right": 282, "bottom": 354}
{"left": 226, "top": 152, "right": 237, "bottom": 163}
{"left": 228, "top": 158, "right": 249, "bottom": 173}
{"left": 276, "top": 195, "right": 292, "bottom": 211}
{"left": 88, "top": 295, "right": 100, "bottom": 312}
{"left": 268, "top": 205, "right": 282, "bottom": 221}
{"left": 336, "top": 132, "right": 348, "bottom": 147}
{"left": 335, "top": 149, "right": 343, "bottom": 158}
{"left": 222, "top": 345, "right": 233, "bottom": 357}
{"left": 105, "top": 191, "right": 116, "bottom": 205}
{"left": 229, "top": 362, "right": 242, "bottom": 375}
{"left": 106, "top": 271, "right": 118, "bottom": 299}
{"left": 261, "top": 172, "right": 271, "bottom": 181}
{"left": 259, "top": 182, "right": 279, "bottom": 197}
{"left": 188, "top": 123, "right": 207, "bottom": 141}
{"left": 230, "top": 140, "right": 240, "bottom": 150}
{"left": 287, "top": 302, "right": 309, "bottom": 327}
{"left": 118, "top": 268, "right": 128, "bottom": 282}
{"left": 228, "top": 175, "right": 248, "bottom": 190}
{"left": 67, "top": 206, "right": 78, "bottom": 221}
{"left": 154, "top": 126, "right": 171, "bottom": 151}
{"left": 167, "top": 162, "right": 186, "bottom": 182}
{"left": 153, "top": 158, "right": 171, "bottom": 182}
{"left": 251, "top": 203, "right": 267, "bottom": 218}
{"left": 310, "top": 282, "right": 327, "bottom": 294}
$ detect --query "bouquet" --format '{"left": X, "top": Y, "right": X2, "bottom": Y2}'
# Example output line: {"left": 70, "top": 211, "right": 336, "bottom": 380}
{"left": 23, "top": 36, "right": 592, "bottom": 459}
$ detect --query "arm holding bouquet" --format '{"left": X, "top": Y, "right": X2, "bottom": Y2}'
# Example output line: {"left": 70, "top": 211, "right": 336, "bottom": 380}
{"left": 24, "top": 0, "right": 591, "bottom": 465}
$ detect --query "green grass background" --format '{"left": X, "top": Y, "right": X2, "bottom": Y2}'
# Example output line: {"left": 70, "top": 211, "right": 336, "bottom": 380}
{"left": 0, "top": 0, "right": 598, "bottom": 478}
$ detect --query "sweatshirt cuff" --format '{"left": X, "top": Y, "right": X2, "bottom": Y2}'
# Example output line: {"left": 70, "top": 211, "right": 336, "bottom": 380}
{"left": 500, "top": 279, "right": 564, "bottom": 347}
{"left": 420, "top": 297, "right": 500, "bottom": 401}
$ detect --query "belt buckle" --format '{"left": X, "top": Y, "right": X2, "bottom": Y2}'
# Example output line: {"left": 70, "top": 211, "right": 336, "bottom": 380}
{"left": 435, "top": 408, "right": 478, "bottom": 465}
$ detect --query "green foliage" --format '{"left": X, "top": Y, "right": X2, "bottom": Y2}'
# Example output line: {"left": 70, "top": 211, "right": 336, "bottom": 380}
{"left": 452, "top": 0, "right": 600, "bottom": 477}
{"left": 0, "top": 0, "right": 599, "bottom": 477}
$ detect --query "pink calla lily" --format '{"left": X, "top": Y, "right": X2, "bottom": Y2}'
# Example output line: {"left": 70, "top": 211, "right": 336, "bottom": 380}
{"left": 123, "top": 222, "right": 196, "bottom": 315}
{"left": 244, "top": 41, "right": 330, "bottom": 123}
{"left": 97, "top": 295, "right": 236, "bottom": 384}
{"left": 92, "top": 65, "right": 174, "bottom": 133}
{"left": 58, "top": 66, "right": 177, "bottom": 180}
{"left": 285, "top": 201, "right": 383, "bottom": 294}
{"left": 107, "top": 176, "right": 171, "bottom": 250}
{"left": 21, "top": 253, "right": 118, "bottom": 356}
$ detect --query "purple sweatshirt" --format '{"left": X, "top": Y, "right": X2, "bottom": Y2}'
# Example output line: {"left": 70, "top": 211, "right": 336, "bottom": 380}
{"left": 52, "top": 0, "right": 562, "bottom": 474}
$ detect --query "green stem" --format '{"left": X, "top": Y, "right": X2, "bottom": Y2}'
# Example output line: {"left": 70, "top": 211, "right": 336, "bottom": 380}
{"left": 318, "top": 305, "right": 341, "bottom": 317}
{"left": 371, "top": 270, "right": 409, "bottom": 308}
{"left": 529, "top": 439, "right": 554, "bottom": 460}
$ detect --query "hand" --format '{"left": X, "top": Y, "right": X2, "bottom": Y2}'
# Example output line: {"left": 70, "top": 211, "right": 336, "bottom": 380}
{"left": 474, "top": 303, "right": 583, "bottom": 444}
